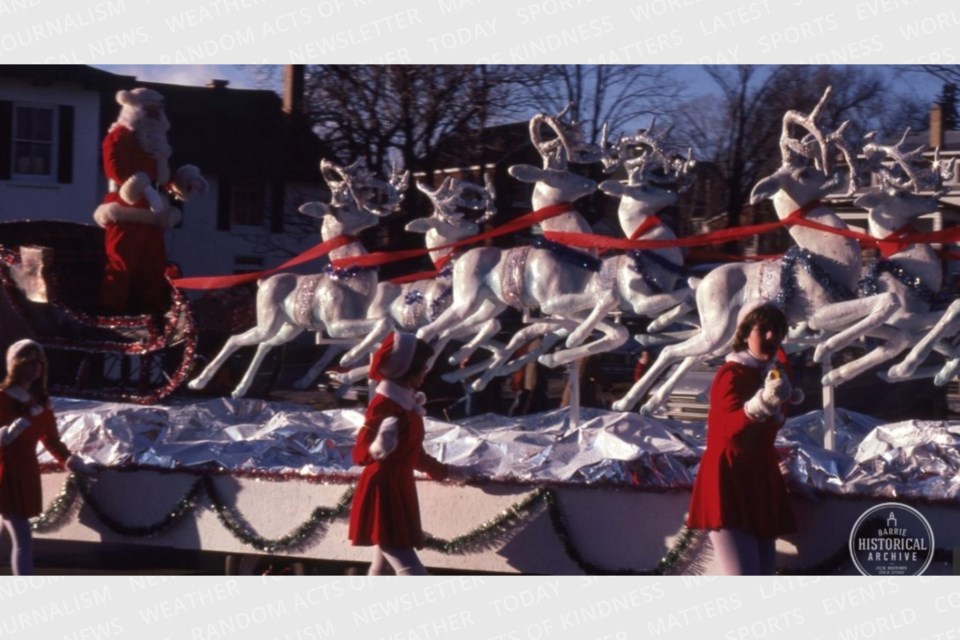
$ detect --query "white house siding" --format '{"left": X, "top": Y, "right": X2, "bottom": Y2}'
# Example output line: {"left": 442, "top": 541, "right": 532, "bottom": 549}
{"left": 0, "top": 77, "right": 101, "bottom": 224}
{"left": 166, "top": 176, "right": 327, "bottom": 281}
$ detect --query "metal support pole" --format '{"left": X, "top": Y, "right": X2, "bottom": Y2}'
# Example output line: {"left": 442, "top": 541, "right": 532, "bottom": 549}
{"left": 822, "top": 360, "right": 836, "bottom": 451}
{"left": 566, "top": 360, "right": 580, "bottom": 431}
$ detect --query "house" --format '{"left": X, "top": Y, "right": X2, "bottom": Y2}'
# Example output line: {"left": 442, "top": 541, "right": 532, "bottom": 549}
{"left": 0, "top": 64, "right": 330, "bottom": 282}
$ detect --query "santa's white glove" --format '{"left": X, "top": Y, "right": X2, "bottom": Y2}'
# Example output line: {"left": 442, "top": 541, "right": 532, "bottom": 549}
{"left": 144, "top": 185, "right": 166, "bottom": 213}
{"left": 119, "top": 171, "right": 165, "bottom": 211}
{"left": 744, "top": 369, "right": 792, "bottom": 422}
{"left": 66, "top": 455, "right": 98, "bottom": 475}
{"left": 171, "top": 165, "right": 208, "bottom": 202}
{"left": 368, "top": 417, "right": 399, "bottom": 461}
{"left": 0, "top": 417, "right": 31, "bottom": 446}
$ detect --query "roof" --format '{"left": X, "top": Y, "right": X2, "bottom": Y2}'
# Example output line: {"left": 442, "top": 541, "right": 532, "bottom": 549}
{"left": 0, "top": 65, "right": 330, "bottom": 182}
{"left": 135, "top": 80, "right": 328, "bottom": 181}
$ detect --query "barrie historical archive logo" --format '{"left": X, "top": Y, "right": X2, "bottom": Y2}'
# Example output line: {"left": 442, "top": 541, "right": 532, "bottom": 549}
{"left": 849, "top": 502, "right": 935, "bottom": 576}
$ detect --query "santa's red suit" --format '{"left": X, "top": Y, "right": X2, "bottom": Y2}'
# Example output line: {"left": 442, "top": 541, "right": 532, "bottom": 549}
{"left": 93, "top": 88, "right": 205, "bottom": 315}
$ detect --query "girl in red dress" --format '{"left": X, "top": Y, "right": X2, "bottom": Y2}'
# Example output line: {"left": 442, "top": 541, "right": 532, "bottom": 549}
{"left": 1, "top": 340, "right": 94, "bottom": 575}
{"left": 348, "top": 332, "right": 469, "bottom": 575}
{"left": 686, "top": 304, "right": 801, "bottom": 575}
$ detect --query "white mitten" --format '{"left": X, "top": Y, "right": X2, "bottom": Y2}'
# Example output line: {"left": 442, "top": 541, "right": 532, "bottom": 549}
{"left": 744, "top": 369, "right": 791, "bottom": 421}
{"left": 368, "top": 416, "right": 399, "bottom": 461}
{"left": 0, "top": 417, "right": 31, "bottom": 446}
{"left": 171, "top": 165, "right": 208, "bottom": 202}
{"left": 144, "top": 184, "right": 166, "bottom": 213}
{"left": 446, "top": 464, "right": 473, "bottom": 484}
{"left": 119, "top": 171, "right": 150, "bottom": 204}
{"left": 66, "top": 455, "right": 98, "bottom": 475}
{"left": 413, "top": 391, "right": 427, "bottom": 416}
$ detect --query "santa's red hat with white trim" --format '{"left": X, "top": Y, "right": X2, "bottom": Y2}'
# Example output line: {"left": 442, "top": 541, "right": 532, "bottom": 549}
{"left": 369, "top": 331, "right": 418, "bottom": 382}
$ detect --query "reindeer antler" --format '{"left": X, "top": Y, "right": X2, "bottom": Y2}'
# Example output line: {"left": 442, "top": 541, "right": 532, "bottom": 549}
{"left": 617, "top": 122, "right": 694, "bottom": 188}
{"left": 780, "top": 86, "right": 832, "bottom": 171}
{"left": 863, "top": 128, "right": 944, "bottom": 195}
{"left": 530, "top": 104, "right": 602, "bottom": 168}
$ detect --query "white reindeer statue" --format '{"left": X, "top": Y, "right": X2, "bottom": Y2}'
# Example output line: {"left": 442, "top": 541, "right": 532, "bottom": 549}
{"left": 613, "top": 87, "right": 862, "bottom": 413}
{"left": 416, "top": 107, "right": 630, "bottom": 376}
{"left": 188, "top": 159, "right": 408, "bottom": 398}
{"left": 461, "top": 128, "right": 698, "bottom": 391}
{"left": 319, "top": 175, "right": 499, "bottom": 387}
{"left": 805, "top": 131, "right": 954, "bottom": 386}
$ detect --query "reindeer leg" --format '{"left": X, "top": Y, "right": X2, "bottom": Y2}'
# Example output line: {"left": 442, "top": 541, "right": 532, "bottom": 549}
{"left": 465, "top": 323, "right": 568, "bottom": 391}
{"left": 539, "top": 319, "right": 628, "bottom": 368}
{"left": 448, "top": 318, "right": 502, "bottom": 365}
{"left": 612, "top": 327, "right": 723, "bottom": 413}
{"left": 808, "top": 293, "right": 898, "bottom": 363}
{"left": 340, "top": 318, "right": 394, "bottom": 368}
{"left": 888, "top": 300, "right": 960, "bottom": 380}
{"left": 231, "top": 323, "right": 304, "bottom": 398}
{"left": 641, "top": 355, "right": 701, "bottom": 415}
{"left": 823, "top": 326, "right": 911, "bottom": 386}
{"left": 189, "top": 321, "right": 281, "bottom": 391}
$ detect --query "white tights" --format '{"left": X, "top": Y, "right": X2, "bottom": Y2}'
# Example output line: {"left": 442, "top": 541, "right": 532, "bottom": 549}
{"left": 1, "top": 515, "right": 34, "bottom": 576}
{"left": 709, "top": 529, "right": 777, "bottom": 575}
{"left": 368, "top": 546, "right": 428, "bottom": 576}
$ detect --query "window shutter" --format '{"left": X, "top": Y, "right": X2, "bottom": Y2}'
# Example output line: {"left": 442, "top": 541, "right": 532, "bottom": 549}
{"left": 270, "top": 180, "right": 285, "bottom": 233}
{"left": 57, "top": 105, "right": 75, "bottom": 184}
{"left": 216, "top": 177, "right": 231, "bottom": 231}
{"left": 0, "top": 101, "right": 11, "bottom": 180}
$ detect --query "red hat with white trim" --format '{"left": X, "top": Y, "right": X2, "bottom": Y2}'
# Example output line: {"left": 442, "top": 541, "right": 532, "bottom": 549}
{"left": 369, "top": 331, "right": 418, "bottom": 382}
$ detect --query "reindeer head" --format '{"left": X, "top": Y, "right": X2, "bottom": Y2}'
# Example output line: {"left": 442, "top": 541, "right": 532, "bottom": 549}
{"left": 319, "top": 159, "right": 408, "bottom": 218}
{"left": 409, "top": 175, "right": 496, "bottom": 238}
{"left": 751, "top": 87, "right": 858, "bottom": 207}
{"left": 509, "top": 164, "right": 597, "bottom": 206}
{"left": 529, "top": 103, "right": 603, "bottom": 169}
{"left": 301, "top": 159, "right": 406, "bottom": 236}
{"left": 854, "top": 130, "right": 947, "bottom": 223}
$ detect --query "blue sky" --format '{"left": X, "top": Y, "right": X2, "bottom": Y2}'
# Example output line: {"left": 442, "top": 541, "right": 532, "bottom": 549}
{"left": 96, "top": 64, "right": 271, "bottom": 91}
{"left": 96, "top": 64, "right": 947, "bottom": 110}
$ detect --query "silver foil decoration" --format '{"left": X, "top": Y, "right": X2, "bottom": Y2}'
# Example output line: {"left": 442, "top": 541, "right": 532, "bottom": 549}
{"left": 293, "top": 275, "right": 322, "bottom": 329}
{"left": 501, "top": 246, "right": 532, "bottom": 309}
{"left": 43, "top": 397, "right": 960, "bottom": 502}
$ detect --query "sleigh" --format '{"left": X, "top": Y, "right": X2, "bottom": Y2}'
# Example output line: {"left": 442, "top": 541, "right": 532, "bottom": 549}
{"left": 0, "top": 220, "right": 196, "bottom": 404}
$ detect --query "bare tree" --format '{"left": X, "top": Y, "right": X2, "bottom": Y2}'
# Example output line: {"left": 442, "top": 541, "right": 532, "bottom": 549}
{"left": 303, "top": 65, "right": 523, "bottom": 179}
{"left": 512, "top": 65, "right": 683, "bottom": 144}
{"left": 674, "top": 65, "right": 888, "bottom": 235}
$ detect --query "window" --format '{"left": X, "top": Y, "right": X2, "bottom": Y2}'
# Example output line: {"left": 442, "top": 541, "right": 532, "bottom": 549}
{"left": 216, "top": 179, "right": 284, "bottom": 233}
{"left": 231, "top": 182, "right": 266, "bottom": 227}
{"left": 12, "top": 105, "right": 56, "bottom": 178}
{"left": 0, "top": 101, "right": 73, "bottom": 183}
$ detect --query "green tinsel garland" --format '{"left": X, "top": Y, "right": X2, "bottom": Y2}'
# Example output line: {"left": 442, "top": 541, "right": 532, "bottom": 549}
{"left": 422, "top": 487, "right": 549, "bottom": 554}
{"left": 35, "top": 474, "right": 948, "bottom": 575}
{"left": 544, "top": 489, "right": 696, "bottom": 575}
{"left": 76, "top": 475, "right": 205, "bottom": 538}
{"left": 202, "top": 477, "right": 355, "bottom": 554}
{"left": 31, "top": 473, "right": 81, "bottom": 533}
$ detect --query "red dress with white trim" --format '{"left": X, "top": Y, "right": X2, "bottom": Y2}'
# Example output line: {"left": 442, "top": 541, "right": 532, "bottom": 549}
{"left": 349, "top": 392, "right": 449, "bottom": 549}
{"left": 686, "top": 358, "right": 796, "bottom": 538}
{"left": 0, "top": 391, "right": 71, "bottom": 518}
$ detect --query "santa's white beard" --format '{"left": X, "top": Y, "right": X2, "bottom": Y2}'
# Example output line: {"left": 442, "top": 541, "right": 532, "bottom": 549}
{"left": 116, "top": 108, "right": 172, "bottom": 183}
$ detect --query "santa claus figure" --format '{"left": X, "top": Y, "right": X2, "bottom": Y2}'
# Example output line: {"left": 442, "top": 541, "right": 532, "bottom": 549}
{"left": 93, "top": 88, "right": 207, "bottom": 315}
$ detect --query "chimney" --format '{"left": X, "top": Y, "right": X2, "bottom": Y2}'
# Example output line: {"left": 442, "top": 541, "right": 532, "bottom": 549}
{"left": 930, "top": 103, "right": 944, "bottom": 149}
{"left": 207, "top": 79, "right": 229, "bottom": 90}
{"left": 283, "top": 65, "right": 305, "bottom": 116}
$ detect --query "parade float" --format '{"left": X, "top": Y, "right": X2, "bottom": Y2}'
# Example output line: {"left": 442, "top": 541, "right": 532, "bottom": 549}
{"left": 3, "top": 90, "right": 960, "bottom": 575}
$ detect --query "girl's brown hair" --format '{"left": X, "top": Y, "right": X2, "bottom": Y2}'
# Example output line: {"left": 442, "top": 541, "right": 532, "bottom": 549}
{"left": 1, "top": 343, "right": 50, "bottom": 409}
{"left": 731, "top": 304, "right": 788, "bottom": 352}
